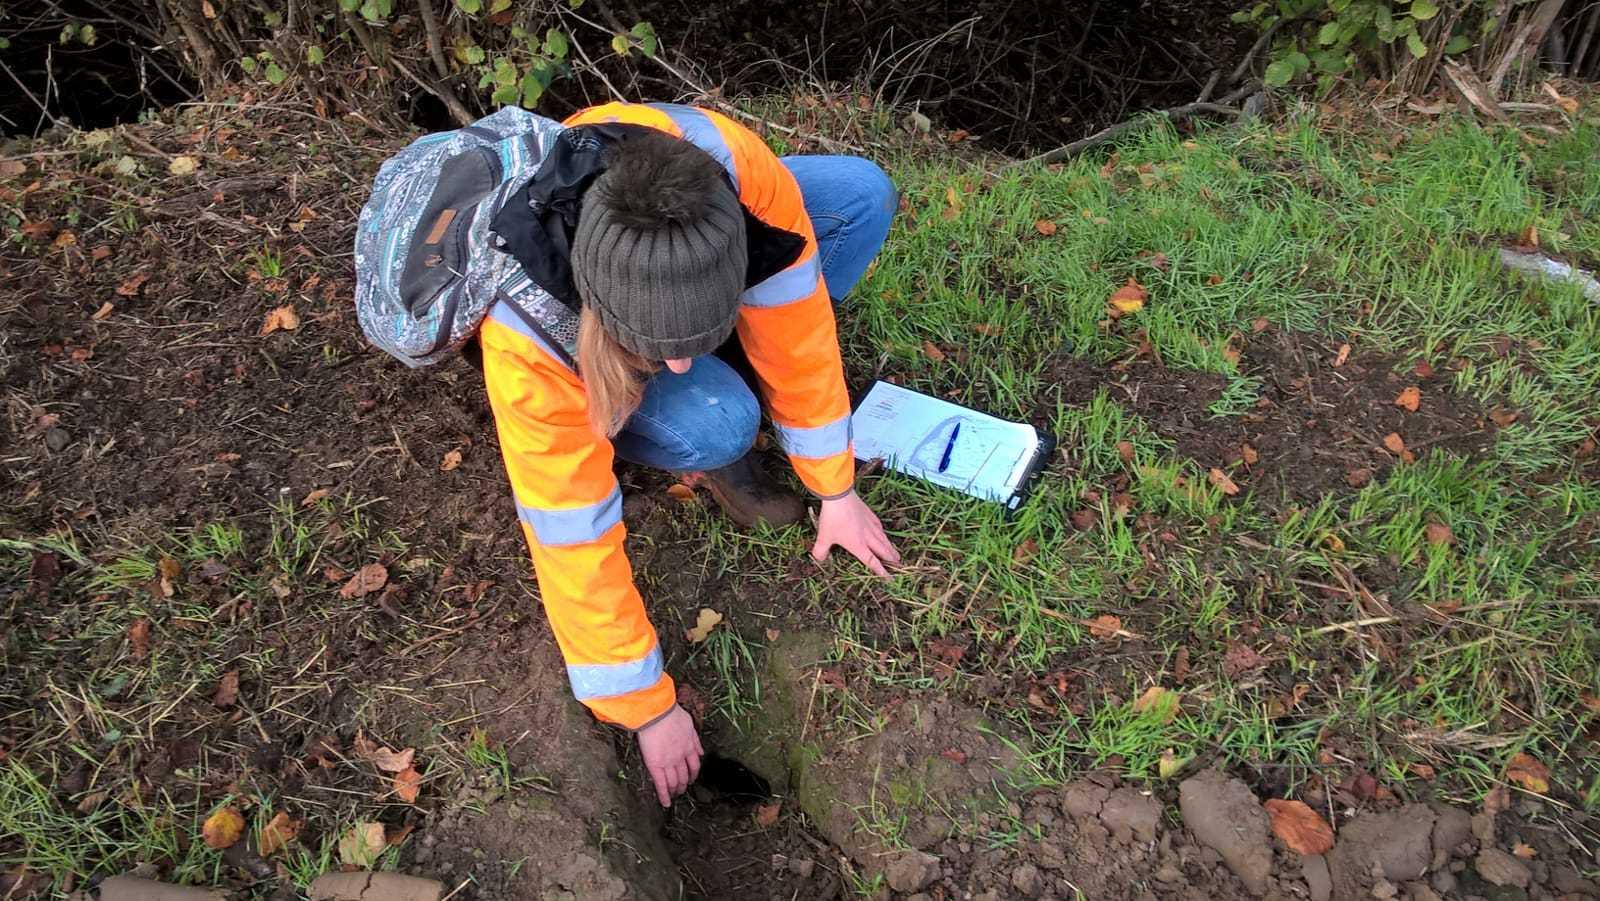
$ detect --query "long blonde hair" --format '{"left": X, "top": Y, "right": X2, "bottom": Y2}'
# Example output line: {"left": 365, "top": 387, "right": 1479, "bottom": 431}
{"left": 577, "top": 307, "right": 655, "bottom": 437}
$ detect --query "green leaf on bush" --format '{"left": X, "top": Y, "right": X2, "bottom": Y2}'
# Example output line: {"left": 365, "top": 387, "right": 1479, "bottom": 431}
{"left": 457, "top": 0, "right": 482, "bottom": 12}
{"left": 1406, "top": 32, "right": 1428, "bottom": 57}
{"left": 611, "top": 33, "right": 630, "bottom": 55}
{"left": 491, "top": 84, "right": 519, "bottom": 106}
{"left": 544, "top": 28, "right": 569, "bottom": 59}
{"left": 1318, "top": 21, "right": 1341, "bottom": 45}
{"left": 1443, "top": 34, "right": 1471, "bottom": 54}
{"left": 1312, "top": 50, "right": 1348, "bottom": 73}
{"left": 1410, "top": 0, "right": 1439, "bottom": 20}
{"left": 522, "top": 71, "right": 545, "bottom": 107}
{"left": 492, "top": 57, "right": 517, "bottom": 86}
{"left": 630, "top": 22, "right": 657, "bottom": 57}
{"left": 464, "top": 44, "right": 486, "bottom": 65}
{"left": 80, "top": 24, "right": 98, "bottom": 45}
{"left": 265, "top": 62, "right": 287, "bottom": 84}
{"left": 306, "top": 45, "right": 325, "bottom": 65}
{"left": 0, "top": 37, "right": 9, "bottom": 50}
{"left": 1286, "top": 50, "right": 1311, "bottom": 74}
{"left": 359, "top": 0, "right": 381, "bottom": 22}
{"left": 240, "top": 56, "right": 257, "bottom": 73}
{"left": 1264, "top": 59, "right": 1296, "bottom": 86}
{"left": 339, "top": 0, "right": 360, "bottom": 10}
{"left": 490, "top": 0, "right": 513, "bottom": 12}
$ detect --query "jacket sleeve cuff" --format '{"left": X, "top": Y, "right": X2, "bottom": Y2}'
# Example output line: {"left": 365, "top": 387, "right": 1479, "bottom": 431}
{"left": 583, "top": 673, "right": 676, "bottom": 731}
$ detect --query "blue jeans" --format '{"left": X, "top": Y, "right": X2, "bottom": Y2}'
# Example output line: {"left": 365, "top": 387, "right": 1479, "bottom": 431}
{"left": 610, "top": 156, "right": 896, "bottom": 473}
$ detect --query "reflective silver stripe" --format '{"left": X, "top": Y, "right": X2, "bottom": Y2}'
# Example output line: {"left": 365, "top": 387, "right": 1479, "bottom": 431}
{"left": 774, "top": 415, "right": 852, "bottom": 459}
{"left": 648, "top": 103, "right": 738, "bottom": 192}
{"left": 487, "top": 299, "right": 572, "bottom": 371}
{"left": 515, "top": 486, "right": 623, "bottom": 546}
{"left": 567, "top": 645, "right": 664, "bottom": 700}
{"left": 743, "top": 254, "right": 821, "bottom": 308}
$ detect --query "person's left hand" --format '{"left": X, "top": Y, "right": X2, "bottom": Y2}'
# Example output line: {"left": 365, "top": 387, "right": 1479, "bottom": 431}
{"left": 812, "top": 492, "right": 900, "bottom": 577}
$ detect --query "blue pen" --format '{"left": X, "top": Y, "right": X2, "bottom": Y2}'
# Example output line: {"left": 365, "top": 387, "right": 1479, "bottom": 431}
{"left": 937, "top": 423, "right": 961, "bottom": 473}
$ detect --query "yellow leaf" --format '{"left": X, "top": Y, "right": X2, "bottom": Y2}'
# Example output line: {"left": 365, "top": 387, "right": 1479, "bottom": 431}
{"left": 1158, "top": 748, "right": 1188, "bottom": 779}
{"left": 1505, "top": 752, "right": 1550, "bottom": 794}
{"left": 1107, "top": 278, "right": 1147, "bottom": 317}
{"left": 259, "top": 304, "right": 299, "bottom": 336}
{"left": 338, "top": 822, "right": 387, "bottom": 867}
{"left": 1130, "top": 686, "right": 1178, "bottom": 722}
{"left": 1322, "top": 532, "right": 1346, "bottom": 553}
{"left": 168, "top": 155, "right": 200, "bottom": 177}
{"left": 202, "top": 806, "right": 245, "bottom": 850}
{"left": 685, "top": 608, "right": 723, "bottom": 643}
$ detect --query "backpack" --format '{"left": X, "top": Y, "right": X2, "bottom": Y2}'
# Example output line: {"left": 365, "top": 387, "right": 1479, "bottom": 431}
{"left": 353, "top": 107, "right": 567, "bottom": 367}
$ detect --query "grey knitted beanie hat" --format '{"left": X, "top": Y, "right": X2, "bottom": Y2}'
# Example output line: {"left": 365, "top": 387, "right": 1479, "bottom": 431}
{"left": 571, "top": 131, "right": 748, "bottom": 361}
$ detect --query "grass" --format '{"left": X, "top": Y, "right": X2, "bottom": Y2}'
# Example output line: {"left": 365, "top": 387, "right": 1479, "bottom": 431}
{"left": 684, "top": 106, "right": 1600, "bottom": 832}
{"left": 826, "top": 109, "right": 1600, "bottom": 805}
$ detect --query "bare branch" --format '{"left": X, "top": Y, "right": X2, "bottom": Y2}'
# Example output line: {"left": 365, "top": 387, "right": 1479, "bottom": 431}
{"left": 1007, "top": 102, "right": 1241, "bottom": 169}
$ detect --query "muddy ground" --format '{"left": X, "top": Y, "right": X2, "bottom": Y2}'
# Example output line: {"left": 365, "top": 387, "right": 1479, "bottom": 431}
{"left": 2, "top": 102, "right": 1597, "bottom": 900}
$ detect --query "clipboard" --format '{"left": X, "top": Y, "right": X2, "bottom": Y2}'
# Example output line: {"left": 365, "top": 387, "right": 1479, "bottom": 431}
{"left": 849, "top": 380, "right": 1056, "bottom": 514}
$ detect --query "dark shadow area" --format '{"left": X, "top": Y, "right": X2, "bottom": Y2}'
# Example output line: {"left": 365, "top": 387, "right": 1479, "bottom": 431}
{"left": 0, "top": 5, "right": 194, "bottom": 137}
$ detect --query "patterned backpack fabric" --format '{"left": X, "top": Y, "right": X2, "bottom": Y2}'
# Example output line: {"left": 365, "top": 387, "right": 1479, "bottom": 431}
{"left": 354, "top": 107, "right": 567, "bottom": 367}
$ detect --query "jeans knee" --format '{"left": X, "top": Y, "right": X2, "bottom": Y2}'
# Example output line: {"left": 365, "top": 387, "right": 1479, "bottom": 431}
{"left": 695, "top": 389, "right": 760, "bottom": 470}
{"left": 847, "top": 158, "right": 898, "bottom": 229}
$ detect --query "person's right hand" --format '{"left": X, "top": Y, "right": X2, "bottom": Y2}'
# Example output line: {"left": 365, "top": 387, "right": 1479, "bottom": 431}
{"left": 637, "top": 704, "right": 703, "bottom": 807}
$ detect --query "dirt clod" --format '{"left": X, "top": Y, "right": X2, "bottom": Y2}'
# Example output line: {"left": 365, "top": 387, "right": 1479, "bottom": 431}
{"left": 1303, "top": 854, "right": 1333, "bottom": 901}
{"left": 1327, "top": 804, "right": 1436, "bottom": 899}
{"left": 308, "top": 873, "right": 443, "bottom": 901}
{"left": 1061, "top": 781, "right": 1109, "bottom": 820}
{"left": 1429, "top": 803, "right": 1474, "bottom": 869}
{"left": 1474, "top": 847, "right": 1532, "bottom": 888}
{"left": 1178, "top": 769, "right": 1273, "bottom": 895}
{"left": 97, "top": 876, "right": 227, "bottom": 900}
{"left": 1099, "top": 787, "right": 1161, "bottom": 844}
{"left": 883, "top": 849, "right": 941, "bottom": 893}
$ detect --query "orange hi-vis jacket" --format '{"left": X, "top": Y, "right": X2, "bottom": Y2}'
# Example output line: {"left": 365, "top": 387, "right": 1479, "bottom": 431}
{"left": 477, "top": 103, "right": 854, "bottom": 730}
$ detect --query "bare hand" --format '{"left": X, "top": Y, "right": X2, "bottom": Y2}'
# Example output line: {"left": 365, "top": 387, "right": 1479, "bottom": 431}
{"left": 811, "top": 492, "right": 901, "bottom": 577}
{"left": 636, "top": 705, "right": 703, "bottom": 807}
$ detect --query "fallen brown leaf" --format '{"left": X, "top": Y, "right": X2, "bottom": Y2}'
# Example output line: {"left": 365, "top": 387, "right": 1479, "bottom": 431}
{"left": 1012, "top": 538, "right": 1038, "bottom": 565}
{"left": 665, "top": 483, "right": 696, "bottom": 502}
{"left": 1346, "top": 468, "right": 1373, "bottom": 488}
{"left": 1408, "top": 762, "right": 1436, "bottom": 781}
{"left": 1116, "top": 441, "right": 1135, "bottom": 462}
{"left": 115, "top": 272, "right": 149, "bottom": 297}
{"left": 355, "top": 738, "right": 414, "bottom": 774}
{"left": 394, "top": 766, "right": 422, "bottom": 803}
{"left": 338, "top": 563, "right": 388, "bottom": 599}
{"left": 1424, "top": 522, "right": 1455, "bottom": 546}
{"left": 1512, "top": 841, "right": 1537, "bottom": 859}
{"left": 753, "top": 802, "right": 781, "bottom": 827}
{"left": 1222, "top": 642, "right": 1267, "bottom": 678}
{"left": 1208, "top": 467, "right": 1240, "bottom": 496}
{"left": 1034, "top": 219, "right": 1058, "bottom": 236}
{"left": 1070, "top": 507, "right": 1099, "bottom": 530}
{"left": 1518, "top": 223, "right": 1539, "bottom": 249}
{"left": 338, "top": 823, "right": 386, "bottom": 867}
{"left": 202, "top": 806, "right": 245, "bottom": 850}
{"left": 1488, "top": 408, "right": 1519, "bottom": 428}
{"left": 921, "top": 340, "right": 948, "bottom": 363}
{"left": 258, "top": 811, "right": 301, "bottom": 857}
{"left": 1394, "top": 386, "right": 1421, "bottom": 412}
{"left": 1240, "top": 443, "right": 1259, "bottom": 466}
{"left": 1382, "top": 433, "right": 1407, "bottom": 456}
{"left": 685, "top": 608, "right": 723, "bottom": 643}
{"left": 91, "top": 302, "right": 115, "bottom": 321}
{"left": 971, "top": 322, "right": 1003, "bottom": 337}
{"left": 300, "top": 487, "right": 331, "bottom": 507}
{"left": 941, "top": 748, "right": 967, "bottom": 764}
{"left": 1414, "top": 360, "right": 1435, "bottom": 379}
{"left": 1263, "top": 799, "right": 1334, "bottom": 855}
{"left": 439, "top": 449, "right": 462, "bottom": 472}
{"left": 1087, "top": 614, "right": 1123, "bottom": 640}
{"left": 259, "top": 304, "right": 300, "bottom": 336}
{"left": 128, "top": 618, "right": 151, "bottom": 660}
{"left": 1333, "top": 343, "right": 1351, "bottom": 367}
{"left": 213, "top": 669, "right": 240, "bottom": 708}
{"left": 1206, "top": 273, "right": 1224, "bottom": 286}
{"left": 1505, "top": 752, "right": 1550, "bottom": 794}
